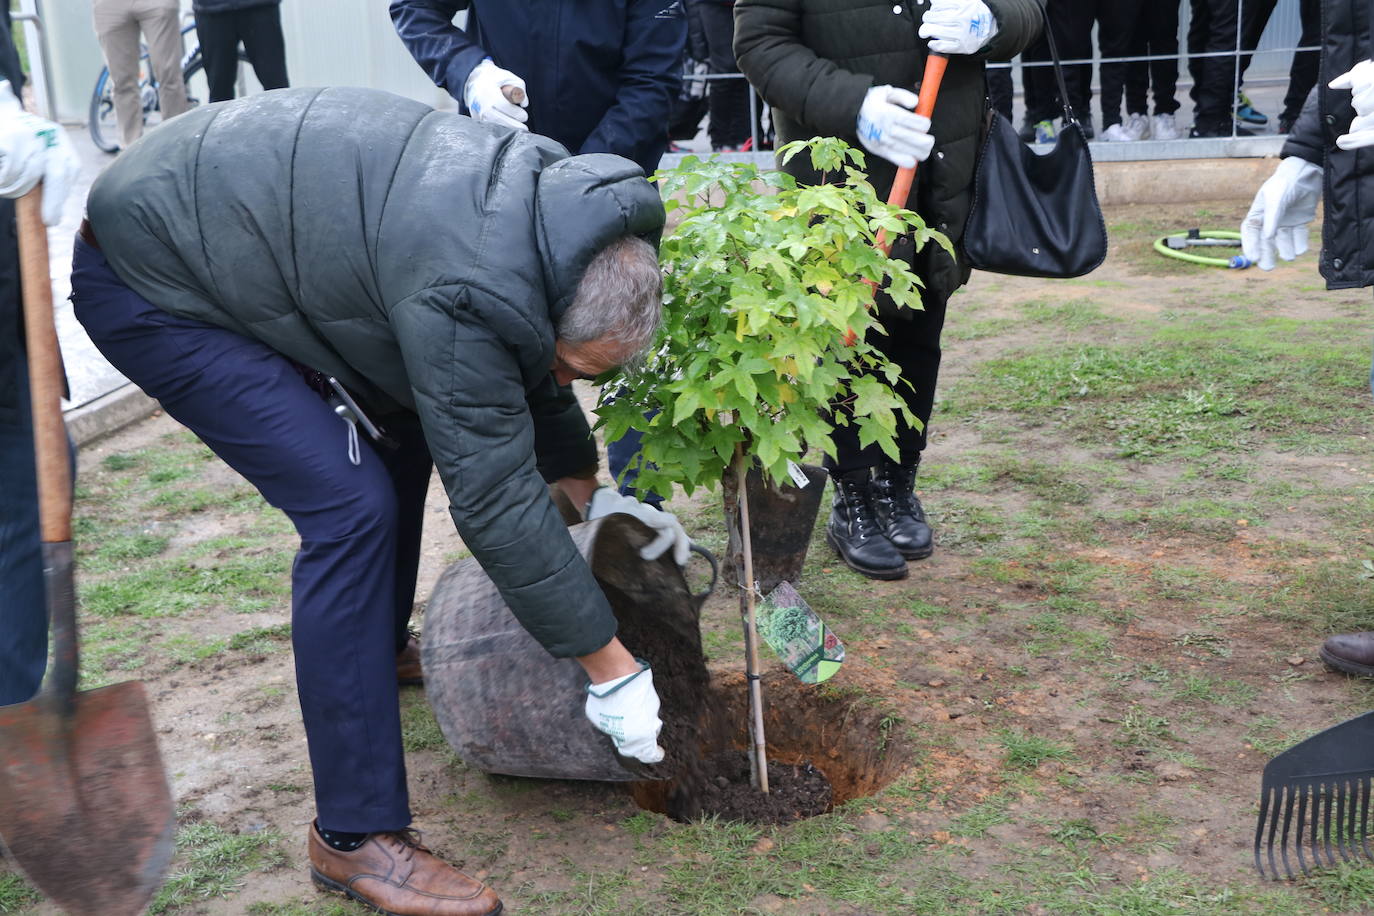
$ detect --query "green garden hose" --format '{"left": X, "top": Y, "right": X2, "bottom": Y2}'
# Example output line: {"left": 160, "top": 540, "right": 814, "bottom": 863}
{"left": 1153, "top": 229, "right": 1252, "bottom": 269}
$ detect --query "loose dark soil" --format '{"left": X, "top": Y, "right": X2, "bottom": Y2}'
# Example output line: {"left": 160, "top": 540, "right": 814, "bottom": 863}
{"left": 674, "top": 750, "right": 833, "bottom": 825}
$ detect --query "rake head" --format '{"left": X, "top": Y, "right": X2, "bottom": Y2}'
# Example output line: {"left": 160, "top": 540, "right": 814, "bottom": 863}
{"left": 1254, "top": 711, "right": 1374, "bottom": 880}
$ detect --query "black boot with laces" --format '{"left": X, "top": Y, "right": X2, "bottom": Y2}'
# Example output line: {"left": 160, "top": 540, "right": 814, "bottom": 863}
{"left": 872, "top": 459, "right": 933, "bottom": 560}
{"left": 825, "top": 469, "right": 907, "bottom": 580}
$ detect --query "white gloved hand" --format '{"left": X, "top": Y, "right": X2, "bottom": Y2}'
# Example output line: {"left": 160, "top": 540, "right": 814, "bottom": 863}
{"left": 1331, "top": 59, "right": 1374, "bottom": 150}
{"left": 1240, "top": 157, "right": 1323, "bottom": 270}
{"left": 463, "top": 57, "right": 528, "bottom": 131}
{"left": 919, "top": 0, "right": 999, "bottom": 56}
{"left": 856, "top": 85, "right": 933, "bottom": 169}
{"left": 586, "top": 486, "right": 691, "bottom": 566}
{"left": 584, "top": 663, "right": 665, "bottom": 765}
{"left": 0, "top": 81, "right": 80, "bottom": 226}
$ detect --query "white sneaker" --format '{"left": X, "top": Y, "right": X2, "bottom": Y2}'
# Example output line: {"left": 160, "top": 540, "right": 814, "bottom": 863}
{"left": 1151, "top": 113, "right": 1182, "bottom": 141}
{"left": 1121, "top": 112, "right": 1150, "bottom": 140}
{"left": 1101, "top": 122, "right": 1131, "bottom": 142}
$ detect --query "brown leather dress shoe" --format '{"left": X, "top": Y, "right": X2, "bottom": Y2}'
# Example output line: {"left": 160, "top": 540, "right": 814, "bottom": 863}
{"left": 1320, "top": 631, "right": 1374, "bottom": 677}
{"left": 397, "top": 636, "right": 423, "bottom": 686}
{"left": 309, "top": 824, "right": 501, "bottom": 916}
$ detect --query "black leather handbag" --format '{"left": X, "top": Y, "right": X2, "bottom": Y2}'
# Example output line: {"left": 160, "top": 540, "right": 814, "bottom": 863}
{"left": 962, "top": 9, "right": 1108, "bottom": 279}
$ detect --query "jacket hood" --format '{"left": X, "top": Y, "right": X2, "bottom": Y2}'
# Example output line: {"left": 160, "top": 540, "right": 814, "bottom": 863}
{"left": 533, "top": 154, "right": 665, "bottom": 324}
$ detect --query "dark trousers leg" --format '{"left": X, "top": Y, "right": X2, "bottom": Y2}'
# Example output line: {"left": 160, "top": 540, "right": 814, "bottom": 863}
{"left": 0, "top": 350, "right": 46, "bottom": 707}
{"left": 1097, "top": 0, "right": 1145, "bottom": 126}
{"left": 1281, "top": 0, "right": 1319, "bottom": 125}
{"left": 1238, "top": 0, "right": 1278, "bottom": 83}
{"left": 697, "top": 1, "right": 748, "bottom": 148}
{"left": 987, "top": 66, "right": 1012, "bottom": 122}
{"left": 1048, "top": 0, "right": 1094, "bottom": 122}
{"left": 71, "top": 239, "right": 428, "bottom": 833}
{"left": 1144, "top": 5, "right": 1181, "bottom": 115}
{"left": 1021, "top": 35, "right": 1057, "bottom": 124}
{"left": 1189, "top": 0, "right": 1239, "bottom": 127}
{"left": 825, "top": 257, "right": 949, "bottom": 474}
{"left": 237, "top": 4, "right": 289, "bottom": 91}
{"left": 194, "top": 10, "right": 242, "bottom": 103}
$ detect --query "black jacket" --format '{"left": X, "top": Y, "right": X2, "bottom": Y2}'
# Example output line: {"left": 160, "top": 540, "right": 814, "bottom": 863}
{"left": 390, "top": 0, "right": 686, "bottom": 175}
{"left": 86, "top": 88, "right": 666, "bottom": 658}
{"left": 734, "top": 0, "right": 1041, "bottom": 302}
{"left": 1280, "top": 0, "right": 1374, "bottom": 290}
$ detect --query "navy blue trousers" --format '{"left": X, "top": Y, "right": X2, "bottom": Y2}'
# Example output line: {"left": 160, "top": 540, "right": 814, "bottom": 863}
{"left": 71, "top": 239, "right": 432, "bottom": 833}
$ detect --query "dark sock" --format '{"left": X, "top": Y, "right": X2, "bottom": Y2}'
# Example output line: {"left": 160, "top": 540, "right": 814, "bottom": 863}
{"left": 316, "top": 824, "right": 368, "bottom": 852}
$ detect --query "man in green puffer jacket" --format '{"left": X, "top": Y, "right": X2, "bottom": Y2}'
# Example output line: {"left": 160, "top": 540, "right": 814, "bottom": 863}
{"left": 735, "top": 0, "right": 1040, "bottom": 580}
{"left": 72, "top": 86, "right": 687, "bottom": 916}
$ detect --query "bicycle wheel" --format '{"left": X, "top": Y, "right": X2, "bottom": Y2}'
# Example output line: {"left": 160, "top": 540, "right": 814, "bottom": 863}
{"left": 88, "top": 50, "right": 160, "bottom": 153}
{"left": 183, "top": 50, "right": 261, "bottom": 110}
{"left": 87, "top": 67, "right": 119, "bottom": 153}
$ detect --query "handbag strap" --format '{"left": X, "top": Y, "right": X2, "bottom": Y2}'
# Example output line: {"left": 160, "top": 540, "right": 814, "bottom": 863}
{"left": 1034, "top": 0, "right": 1075, "bottom": 126}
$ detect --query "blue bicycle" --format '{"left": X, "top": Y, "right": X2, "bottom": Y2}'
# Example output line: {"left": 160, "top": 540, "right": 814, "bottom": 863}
{"left": 88, "top": 22, "right": 261, "bottom": 153}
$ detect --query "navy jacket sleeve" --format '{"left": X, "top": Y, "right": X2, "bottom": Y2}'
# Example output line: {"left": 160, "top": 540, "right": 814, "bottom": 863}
{"left": 578, "top": 0, "right": 685, "bottom": 166}
{"left": 390, "top": 0, "right": 486, "bottom": 105}
{"left": 1281, "top": 88, "right": 1323, "bottom": 166}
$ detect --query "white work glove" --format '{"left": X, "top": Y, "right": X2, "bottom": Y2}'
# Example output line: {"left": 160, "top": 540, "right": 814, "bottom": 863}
{"left": 0, "top": 81, "right": 80, "bottom": 226}
{"left": 856, "top": 86, "right": 934, "bottom": 169}
{"left": 463, "top": 58, "right": 528, "bottom": 131}
{"left": 584, "top": 662, "right": 665, "bottom": 765}
{"left": 586, "top": 486, "right": 691, "bottom": 566}
{"left": 919, "top": 0, "right": 999, "bottom": 56}
{"left": 1240, "top": 156, "right": 1323, "bottom": 270}
{"left": 1331, "top": 59, "right": 1374, "bottom": 150}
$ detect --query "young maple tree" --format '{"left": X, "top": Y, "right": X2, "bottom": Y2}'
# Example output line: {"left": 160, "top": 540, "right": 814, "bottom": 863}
{"left": 598, "top": 138, "right": 949, "bottom": 493}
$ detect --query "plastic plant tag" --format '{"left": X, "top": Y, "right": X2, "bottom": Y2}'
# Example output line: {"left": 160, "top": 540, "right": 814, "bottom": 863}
{"left": 757, "top": 581, "right": 844, "bottom": 683}
{"left": 786, "top": 460, "right": 811, "bottom": 488}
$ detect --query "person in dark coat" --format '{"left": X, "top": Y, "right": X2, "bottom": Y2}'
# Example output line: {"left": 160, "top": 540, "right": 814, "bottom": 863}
{"left": 1239, "top": 0, "right": 1374, "bottom": 677}
{"left": 191, "top": 0, "right": 290, "bottom": 103}
{"left": 0, "top": 12, "right": 81, "bottom": 708}
{"left": 72, "top": 87, "right": 688, "bottom": 916}
{"left": 735, "top": 0, "right": 1041, "bottom": 580}
{"left": 389, "top": 0, "right": 686, "bottom": 504}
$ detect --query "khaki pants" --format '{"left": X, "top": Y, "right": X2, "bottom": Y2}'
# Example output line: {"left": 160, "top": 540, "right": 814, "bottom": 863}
{"left": 92, "top": 0, "right": 189, "bottom": 149}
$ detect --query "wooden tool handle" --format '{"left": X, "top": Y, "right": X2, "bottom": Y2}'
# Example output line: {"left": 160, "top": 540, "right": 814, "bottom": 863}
{"left": 501, "top": 84, "right": 526, "bottom": 106}
{"left": 17, "top": 186, "right": 72, "bottom": 544}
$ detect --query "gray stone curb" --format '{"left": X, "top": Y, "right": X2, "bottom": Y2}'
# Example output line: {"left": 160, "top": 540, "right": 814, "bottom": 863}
{"left": 64, "top": 383, "right": 159, "bottom": 448}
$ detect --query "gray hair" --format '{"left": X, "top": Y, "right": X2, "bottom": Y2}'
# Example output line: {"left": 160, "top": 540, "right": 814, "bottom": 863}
{"left": 557, "top": 236, "right": 663, "bottom": 355}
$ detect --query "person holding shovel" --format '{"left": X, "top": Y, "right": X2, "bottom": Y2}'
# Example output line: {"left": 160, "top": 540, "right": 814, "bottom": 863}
{"left": 1239, "top": 0, "right": 1374, "bottom": 679}
{"left": 71, "top": 86, "right": 687, "bottom": 916}
{"left": 734, "top": 0, "right": 1042, "bottom": 580}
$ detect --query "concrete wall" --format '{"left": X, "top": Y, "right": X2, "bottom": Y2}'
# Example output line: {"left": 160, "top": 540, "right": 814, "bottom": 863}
{"left": 33, "top": 0, "right": 454, "bottom": 124}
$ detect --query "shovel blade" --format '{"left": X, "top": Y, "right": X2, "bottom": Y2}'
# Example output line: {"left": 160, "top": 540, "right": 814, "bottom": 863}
{"left": 0, "top": 680, "right": 175, "bottom": 915}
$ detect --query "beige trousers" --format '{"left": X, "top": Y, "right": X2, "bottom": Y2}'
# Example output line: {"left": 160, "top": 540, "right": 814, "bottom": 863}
{"left": 92, "top": 0, "right": 189, "bottom": 149}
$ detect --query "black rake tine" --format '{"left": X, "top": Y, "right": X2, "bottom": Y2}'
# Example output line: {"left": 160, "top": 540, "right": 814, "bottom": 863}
{"left": 1281, "top": 784, "right": 1299, "bottom": 880}
{"left": 1256, "top": 784, "right": 1276, "bottom": 879}
{"left": 1321, "top": 781, "right": 1339, "bottom": 867}
{"left": 1357, "top": 780, "right": 1368, "bottom": 862}
{"left": 1335, "top": 780, "right": 1353, "bottom": 864}
{"left": 1295, "top": 785, "right": 1311, "bottom": 877}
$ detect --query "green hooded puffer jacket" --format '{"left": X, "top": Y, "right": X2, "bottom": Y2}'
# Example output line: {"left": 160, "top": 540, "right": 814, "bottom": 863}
{"left": 87, "top": 86, "right": 665, "bottom": 658}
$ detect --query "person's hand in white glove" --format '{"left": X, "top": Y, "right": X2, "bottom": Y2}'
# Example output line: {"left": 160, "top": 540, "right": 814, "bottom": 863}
{"left": 1331, "top": 59, "right": 1374, "bottom": 150}
{"left": 1240, "top": 156, "right": 1323, "bottom": 270}
{"left": 0, "top": 81, "right": 80, "bottom": 226}
{"left": 584, "top": 661, "right": 665, "bottom": 765}
{"left": 463, "top": 57, "right": 528, "bottom": 131}
{"left": 919, "top": 0, "right": 999, "bottom": 56}
{"left": 585, "top": 486, "right": 691, "bottom": 566}
{"left": 856, "top": 86, "right": 933, "bottom": 169}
